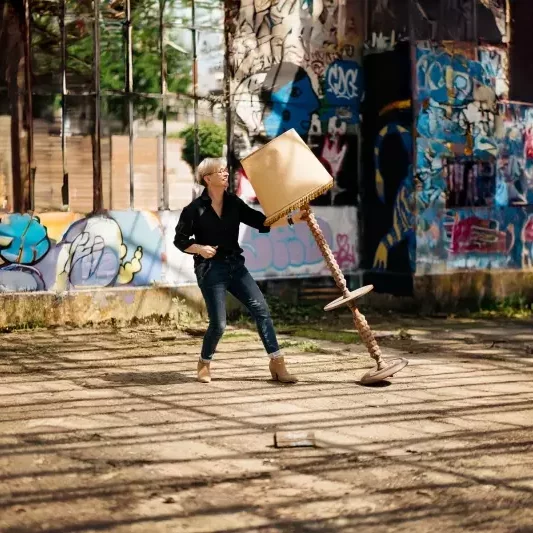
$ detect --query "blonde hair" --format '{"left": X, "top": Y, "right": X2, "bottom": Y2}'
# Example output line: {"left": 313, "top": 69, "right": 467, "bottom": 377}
{"left": 196, "top": 157, "right": 226, "bottom": 187}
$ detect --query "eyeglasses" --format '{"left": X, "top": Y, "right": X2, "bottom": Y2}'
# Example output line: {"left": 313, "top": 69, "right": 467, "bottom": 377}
{"left": 208, "top": 168, "right": 228, "bottom": 176}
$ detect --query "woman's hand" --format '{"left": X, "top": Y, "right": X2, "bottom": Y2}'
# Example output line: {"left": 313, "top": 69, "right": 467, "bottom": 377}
{"left": 198, "top": 245, "right": 218, "bottom": 259}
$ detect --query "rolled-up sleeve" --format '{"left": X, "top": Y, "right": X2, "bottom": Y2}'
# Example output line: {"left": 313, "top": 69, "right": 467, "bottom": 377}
{"left": 238, "top": 198, "right": 270, "bottom": 233}
{"left": 174, "top": 206, "right": 196, "bottom": 253}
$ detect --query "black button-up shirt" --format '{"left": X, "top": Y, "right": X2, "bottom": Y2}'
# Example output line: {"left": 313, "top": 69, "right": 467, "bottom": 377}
{"left": 174, "top": 189, "right": 270, "bottom": 264}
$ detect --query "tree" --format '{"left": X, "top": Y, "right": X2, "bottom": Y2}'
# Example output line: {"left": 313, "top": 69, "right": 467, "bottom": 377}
{"left": 29, "top": 0, "right": 194, "bottom": 120}
{"left": 178, "top": 121, "right": 225, "bottom": 168}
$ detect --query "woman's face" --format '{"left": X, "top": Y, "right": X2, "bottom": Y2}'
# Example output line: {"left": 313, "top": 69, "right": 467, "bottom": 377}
{"left": 205, "top": 166, "right": 229, "bottom": 190}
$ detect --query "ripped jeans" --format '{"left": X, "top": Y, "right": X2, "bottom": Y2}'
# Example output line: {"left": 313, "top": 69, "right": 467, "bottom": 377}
{"left": 196, "top": 256, "right": 280, "bottom": 361}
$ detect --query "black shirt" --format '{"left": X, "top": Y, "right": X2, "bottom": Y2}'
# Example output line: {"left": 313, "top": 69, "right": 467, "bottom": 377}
{"left": 174, "top": 188, "right": 271, "bottom": 264}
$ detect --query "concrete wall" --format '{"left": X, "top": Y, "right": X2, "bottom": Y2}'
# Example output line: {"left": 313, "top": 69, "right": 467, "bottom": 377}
{"left": 0, "top": 206, "right": 357, "bottom": 292}
{"left": 359, "top": 0, "right": 533, "bottom": 303}
{"left": 227, "top": 0, "right": 364, "bottom": 207}
{"left": 0, "top": 0, "right": 364, "bottom": 327}
{"left": 0, "top": 205, "right": 358, "bottom": 326}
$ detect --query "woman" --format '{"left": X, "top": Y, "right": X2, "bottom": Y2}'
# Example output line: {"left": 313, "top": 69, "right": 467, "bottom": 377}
{"left": 174, "top": 157, "right": 306, "bottom": 384}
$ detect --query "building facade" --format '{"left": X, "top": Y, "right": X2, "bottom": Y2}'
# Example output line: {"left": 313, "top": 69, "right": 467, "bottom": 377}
{"left": 0, "top": 0, "right": 532, "bottom": 321}
{"left": 361, "top": 0, "right": 533, "bottom": 306}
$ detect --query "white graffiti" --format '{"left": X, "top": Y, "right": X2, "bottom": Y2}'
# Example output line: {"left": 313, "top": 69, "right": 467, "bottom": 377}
{"left": 326, "top": 63, "right": 359, "bottom": 100}
{"left": 231, "top": 0, "right": 308, "bottom": 82}
{"left": 321, "top": 116, "right": 347, "bottom": 178}
{"left": 307, "top": 113, "right": 323, "bottom": 148}
{"left": 364, "top": 31, "right": 397, "bottom": 53}
{"left": 53, "top": 216, "right": 143, "bottom": 292}
{"left": 233, "top": 72, "right": 268, "bottom": 135}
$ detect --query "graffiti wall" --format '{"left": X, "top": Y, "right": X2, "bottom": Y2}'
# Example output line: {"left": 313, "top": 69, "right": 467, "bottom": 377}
{"left": 239, "top": 206, "right": 358, "bottom": 280}
{"left": 360, "top": 41, "right": 414, "bottom": 295}
{"left": 0, "top": 206, "right": 358, "bottom": 293}
{"left": 357, "top": 0, "right": 510, "bottom": 294}
{"left": 0, "top": 211, "right": 164, "bottom": 293}
{"left": 414, "top": 42, "right": 508, "bottom": 216}
{"left": 228, "top": 0, "right": 364, "bottom": 206}
{"left": 414, "top": 41, "right": 533, "bottom": 274}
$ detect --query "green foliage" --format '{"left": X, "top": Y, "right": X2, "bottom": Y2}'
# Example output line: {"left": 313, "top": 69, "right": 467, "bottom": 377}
{"left": 30, "top": 0, "right": 194, "bottom": 120}
{"left": 178, "top": 122, "right": 226, "bottom": 168}
{"left": 266, "top": 296, "right": 326, "bottom": 325}
{"left": 279, "top": 339, "right": 325, "bottom": 353}
{"left": 473, "top": 294, "right": 533, "bottom": 319}
{"left": 286, "top": 327, "right": 359, "bottom": 344}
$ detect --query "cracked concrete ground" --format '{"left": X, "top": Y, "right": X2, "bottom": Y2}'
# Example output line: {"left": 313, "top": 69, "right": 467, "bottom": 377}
{"left": 1, "top": 316, "right": 533, "bottom": 533}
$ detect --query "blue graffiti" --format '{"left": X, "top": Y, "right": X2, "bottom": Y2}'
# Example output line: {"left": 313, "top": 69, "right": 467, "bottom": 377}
{"left": 417, "top": 99, "right": 498, "bottom": 161}
{"left": 416, "top": 44, "right": 489, "bottom": 105}
{"left": 0, "top": 213, "right": 50, "bottom": 265}
{"left": 497, "top": 103, "right": 533, "bottom": 206}
{"left": 417, "top": 102, "right": 466, "bottom": 145}
{"left": 0, "top": 264, "right": 46, "bottom": 292}
{"left": 416, "top": 138, "right": 448, "bottom": 209}
{"left": 321, "top": 60, "right": 363, "bottom": 125}
{"left": 325, "top": 61, "right": 362, "bottom": 104}
{"left": 301, "top": 0, "right": 314, "bottom": 14}
{"left": 262, "top": 63, "right": 320, "bottom": 138}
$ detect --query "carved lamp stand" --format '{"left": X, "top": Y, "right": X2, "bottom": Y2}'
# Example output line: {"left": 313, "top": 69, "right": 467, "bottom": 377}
{"left": 241, "top": 129, "right": 408, "bottom": 384}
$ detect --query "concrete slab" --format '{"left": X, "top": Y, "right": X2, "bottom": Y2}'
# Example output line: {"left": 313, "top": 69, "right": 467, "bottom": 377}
{"left": 2, "top": 318, "right": 533, "bottom": 532}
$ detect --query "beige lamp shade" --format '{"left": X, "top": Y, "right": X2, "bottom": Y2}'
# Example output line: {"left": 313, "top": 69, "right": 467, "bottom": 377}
{"left": 240, "top": 128, "right": 334, "bottom": 226}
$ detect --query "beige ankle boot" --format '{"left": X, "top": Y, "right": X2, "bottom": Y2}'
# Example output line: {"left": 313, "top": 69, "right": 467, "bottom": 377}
{"left": 269, "top": 356, "right": 298, "bottom": 383}
{"left": 197, "top": 360, "right": 211, "bottom": 383}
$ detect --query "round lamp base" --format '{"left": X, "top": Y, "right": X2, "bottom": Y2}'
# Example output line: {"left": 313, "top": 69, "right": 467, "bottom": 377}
{"left": 324, "top": 285, "right": 374, "bottom": 312}
{"left": 360, "top": 358, "right": 409, "bottom": 385}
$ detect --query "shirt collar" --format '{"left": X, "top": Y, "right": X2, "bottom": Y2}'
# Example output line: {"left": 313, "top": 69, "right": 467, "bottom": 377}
{"left": 200, "top": 188, "right": 230, "bottom": 204}
{"left": 200, "top": 188, "right": 211, "bottom": 203}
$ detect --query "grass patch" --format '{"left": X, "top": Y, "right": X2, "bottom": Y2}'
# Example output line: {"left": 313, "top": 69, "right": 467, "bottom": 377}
{"left": 281, "top": 326, "right": 359, "bottom": 344}
{"left": 233, "top": 296, "right": 326, "bottom": 328}
{"left": 278, "top": 339, "right": 300, "bottom": 349}
{"left": 222, "top": 331, "right": 256, "bottom": 340}
{"left": 470, "top": 294, "right": 533, "bottom": 320}
{"left": 279, "top": 339, "right": 327, "bottom": 353}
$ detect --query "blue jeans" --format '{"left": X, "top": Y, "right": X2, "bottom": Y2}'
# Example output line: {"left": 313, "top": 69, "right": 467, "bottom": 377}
{"left": 196, "top": 257, "right": 280, "bottom": 361}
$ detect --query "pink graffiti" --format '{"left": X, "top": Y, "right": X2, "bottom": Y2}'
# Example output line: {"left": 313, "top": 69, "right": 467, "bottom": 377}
{"left": 241, "top": 219, "right": 334, "bottom": 273}
{"left": 523, "top": 215, "right": 533, "bottom": 243}
{"left": 320, "top": 118, "right": 347, "bottom": 178}
{"left": 333, "top": 233, "right": 356, "bottom": 270}
{"left": 450, "top": 216, "right": 510, "bottom": 255}
{"left": 321, "top": 138, "right": 347, "bottom": 178}
{"left": 525, "top": 128, "right": 533, "bottom": 160}
{"left": 236, "top": 169, "right": 257, "bottom": 202}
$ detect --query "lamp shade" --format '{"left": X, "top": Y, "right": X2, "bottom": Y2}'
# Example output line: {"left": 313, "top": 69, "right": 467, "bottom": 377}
{"left": 240, "top": 129, "right": 334, "bottom": 226}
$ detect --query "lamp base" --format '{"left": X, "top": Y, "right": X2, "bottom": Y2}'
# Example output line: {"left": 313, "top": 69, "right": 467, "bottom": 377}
{"left": 302, "top": 206, "right": 409, "bottom": 385}
{"left": 360, "top": 358, "right": 409, "bottom": 385}
{"left": 324, "top": 285, "right": 374, "bottom": 311}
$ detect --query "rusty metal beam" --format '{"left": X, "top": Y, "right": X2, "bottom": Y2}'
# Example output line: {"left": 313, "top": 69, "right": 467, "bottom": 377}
{"left": 92, "top": 0, "right": 103, "bottom": 211}
{"left": 60, "top": 0, "right": 68, "bottom": 207}
{"left": 224, "top": 0, "right": 233, "bottom": 192}
{"left": 125, "top": 0, "right": 134, "bottom": 209}
{"left": 160, "top": 0, "right": 168, "bottom": 211}
{"left": 5, "top": 1, "right": 25, "bottom": 213}
{"left": 23, "top": 0, "right": 34, "bottom": 211}
{"left": 192, "top": 0, "right": 199, "bottom": 177}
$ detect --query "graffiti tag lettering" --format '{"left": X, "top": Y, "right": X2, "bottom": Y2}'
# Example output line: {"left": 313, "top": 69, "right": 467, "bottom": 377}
{"left": 326, "top": 62, "right": 360, "bottom": 101}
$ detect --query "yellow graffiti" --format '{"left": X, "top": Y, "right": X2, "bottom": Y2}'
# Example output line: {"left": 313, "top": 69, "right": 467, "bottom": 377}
{"left": 378, "top": 99, "right": 411, "bottom": 117}
{"left": 372, "top": 182, "right": 414, "bottom": 269}
{"left": 118, "top": 246, "right": 143, "bottom": 284}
